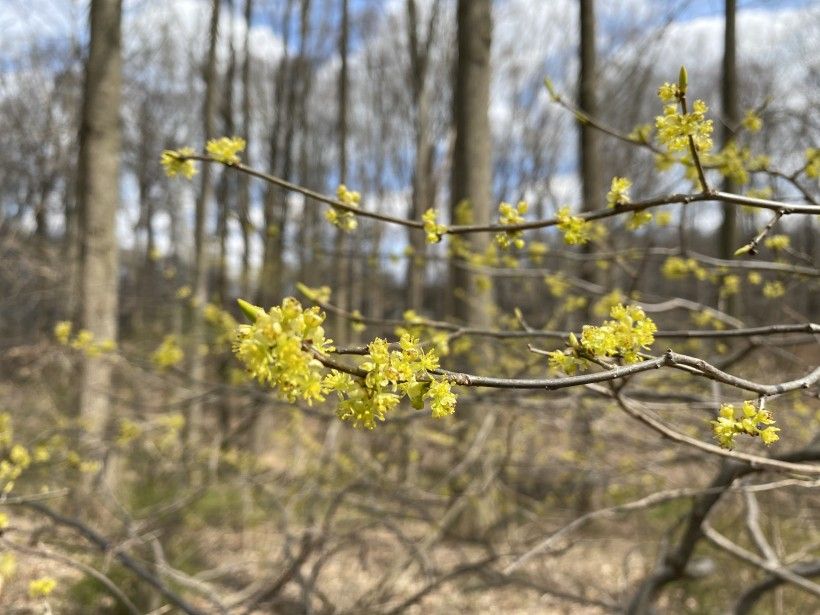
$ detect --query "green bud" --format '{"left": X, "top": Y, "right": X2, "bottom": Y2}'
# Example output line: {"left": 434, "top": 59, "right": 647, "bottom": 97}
{"left": 733, "top": 244, "right": 752, "bottom": 257}
{"left": 544, "top": 77, "right": 558, "bottom": 100}
{"left": 678, "top": 66, "right": 688, "bottom": 94}
{"left": 237, "top": 298, "right": 265, "bottom": 322}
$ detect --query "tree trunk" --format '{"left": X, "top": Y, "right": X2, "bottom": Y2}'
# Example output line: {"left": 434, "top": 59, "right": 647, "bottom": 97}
{"left": 573, "top": 0, "right": 601, "bottom": 514}
{"left": 238, "top": 0, "right": 254, "bottom": 299}
{"left": 579, "top": 0, "right": 602, "bottom": 215}
{"left": 719, "top": 0, "right": 739, "bottom": 314}
{"left": 188, "top": 0, "right": 221, "bottom": 452}
{"left": 405, "top": 0, "right": 439, "bottom": 312}
{"left": 258, "top": 0, "right": 297, "bottom": 308}
{"left": 333, "top": 0, "right": 351, "bottom": 345}
{"left": 449, "top": 0, "right": 493, "bottom": 327}
{"left": 719, "top": 0, "right": 738, "bottom": 260}
{"left": 76, "top": 0, "right": 122, "bottom": 450}
{"left": 216, "top": 0, "right": 237, "bottom": 308}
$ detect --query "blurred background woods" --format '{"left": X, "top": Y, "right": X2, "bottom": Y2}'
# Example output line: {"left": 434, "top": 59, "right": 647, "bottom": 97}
{"left": 0, "top": 0, "right": 818, "bottom": 613}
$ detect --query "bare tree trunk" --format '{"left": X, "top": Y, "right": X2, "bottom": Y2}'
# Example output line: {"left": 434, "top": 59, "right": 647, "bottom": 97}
{"left": 216, "top": 0, "right": 237, "bottom": 307}
{"left": 258, "top": 0, "right": 298, "bottom": 308}
{"left": 719, "top": 0, "right": 739, "bottom": 314}
{"left": 238, "top": 0, "right": 254, "bottom": 299}
{"left": 188, "top": 0, "right": 221, "bottom": 452}
{"left": 333, "top": 0, "right": 351, "bottom": 345}
{"left": 573, "top": 0, "right": 601, "bottom": 514}
{"left": 404, "top": 0, "right": 439, "bottom": 311}
{"left": 449, "top": 0, "right": 493, "bottom": 327}
{"left": 579, "top": 0, "right": 602, "bottom": 215}
{"left": 719, "top": 0, "right": 738, "bottom": 259}
{"left": 76, "top": 0, "right": 122, "bottom": 453}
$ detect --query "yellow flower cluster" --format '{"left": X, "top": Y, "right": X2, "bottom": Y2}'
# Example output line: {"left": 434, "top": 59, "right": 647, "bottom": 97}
{"left": 206, "top": 136, "right": 246, "bottom": 165}
{"left": 556, "top": 206, "right": 591, "bottom": 245}
{"left": 656, "top": 97, "right": 713, "bottom": 153}
{"left": 394, "top": 311, "right": 451, "bottom": 357}
{"left": 151, "top": 335, "right": 184, "bottom": 369}
{"left": 423, "top": 208, "right": 447, "bottom": 244}
{"left": 628, "top": 123, "right": 653, "bottom": 143}
{"left": 593, "top": 289, "right": 626, "bottom": 318}
{"left": 548, "top": 304, "right": 657, "bottom": 374}
{"left": 720, "top": 274, "right": 741, "bottom": 297}
{"left": 232, "top": 299, "right": 457, "bottom": 429}
{"left": 495, "top": 201, "right": 528, "bottom": 249}
{"left": 297, "top": 282, "right": 332, "bottom": 304}
{"left": 160, "top": 147, "right": 197, "bottom": 178}
{"left": 713, "top": 141, "right": 751, "bottom": 185}
{"left": 326, "top": 184, "right": 360, "bottom": 232}
{"left": 528, "top": 241, "right": 548, "bottom": 263}
{"left": 54, "top": 320, "right": 72, "bottom": 344}
{"left": 544, "top": 273, "right": 569, "bottom": 297}
{"left": 606, "top": 177, "right": 631, "bottom": 208}
{"left": 763, "top": 234, "right": 790, "bottom": 251}
{"left": 657, "top": 82, "right": 679, "bottom": 102}
{"left": 54, "top": 321, "right": 116, "bottom": 356}
{"left": 203, "top": 302, "right": 239, "bottom": 345}
{"left": 762, "top": 280, "right": 785, "bottom": 298}
{"left": 661, "top": 256, "right": 708, "bottom": 281}
{"left": 741, "top": 109, "right": 763, "bottom": 133}
{"left": 655, "top": 211, "right": 672, "bottom": 227}
{"left": 326, "top": 333, "right": 454, "bottom": 429}
{"left": 0, "top": 442, "right": 31, "bottom": 494}
{"left": 116, "top": 418, "right": 142, "bottom": 446}
{"left": 233, "top": 298, "right": 334, "bottom": 405}
{"left": 626, "top": 210, "right": 653, "bottom": 231}
{"left": 28, "top": 577, "right": 57, "bottom": 599}
{"left": 807, "top": 147, "right": 820, "bottom": 180}
{"left": 711, "top": 400, "right": 779, "bottom": 449}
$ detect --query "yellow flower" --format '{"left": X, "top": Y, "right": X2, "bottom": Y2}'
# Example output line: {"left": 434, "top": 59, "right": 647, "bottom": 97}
{"left": 626, "top": 211, "right": 653, "bottom": 230}
{"left": 655, "top": 96, "right": 713, "bottom": 153}
{"left": 720, "top": 275, "right": 740, "bottom": 296}
{"left": 763, "top": 234, "right": 790, "bottom": 251}
{"left": 426, "top": 379, "right": 457, "bottom": 418}
{"left": 422, "top": 208, "right": 447, "bottom": 244}
{"left": 160, "top": 147, "right": 197, "bottom": 178}
{"left": 495, "top": 201, "right": 528, "bottom": 249}
{"left": 28, "top": 576, "right": 57, "bottom": 598}
{"left": 806, "top": 148, "right": 820, "bottom": 179}
{"left": 151, "top": 335, "right": 184, "bottom": 369}
{"left": 657, "top": 82, "right": 678, "bottom": 102}
{"left": 655, "top": 211, "right": 672, "bottom": 227}
{"left": 10, "top": 445, "right": 30, "bottom": 469}
{"left": 762, "top": 281, "right": 785, "bottom": 298}
{"left": 326, "top": 185, "right": 360, "bottom": 233}
{"left": 711, "top": 401, "right": 779, "bottom": 449}
{"left": 0, "top": 552, "right": 16, "bottom": 578}
{"left": 54, "top": 321, "right": 72, "bottom": 345}
{"left": 206, "top": 136, "right": 246, "bottom": 165}
{"left": 556, "top": 206, "right": 591, "bottom": 245}
{"left": 607, "top": 176, "right": 632, "bottom": 208}
{"left": 741, "top": 109, "right": 762, "bottom": 133}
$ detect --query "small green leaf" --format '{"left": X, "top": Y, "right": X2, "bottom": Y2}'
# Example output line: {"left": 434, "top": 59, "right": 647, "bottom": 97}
{"left": 406, "top": 381, "right": 430, "bottom": 410}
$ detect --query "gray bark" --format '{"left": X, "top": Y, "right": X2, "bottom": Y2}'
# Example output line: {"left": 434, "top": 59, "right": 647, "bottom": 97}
{"left": 449, "top": 0, "right": 493, "bottom": 327}
{"left": 77, "top": 0, "right": 123, "bottom": 443}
